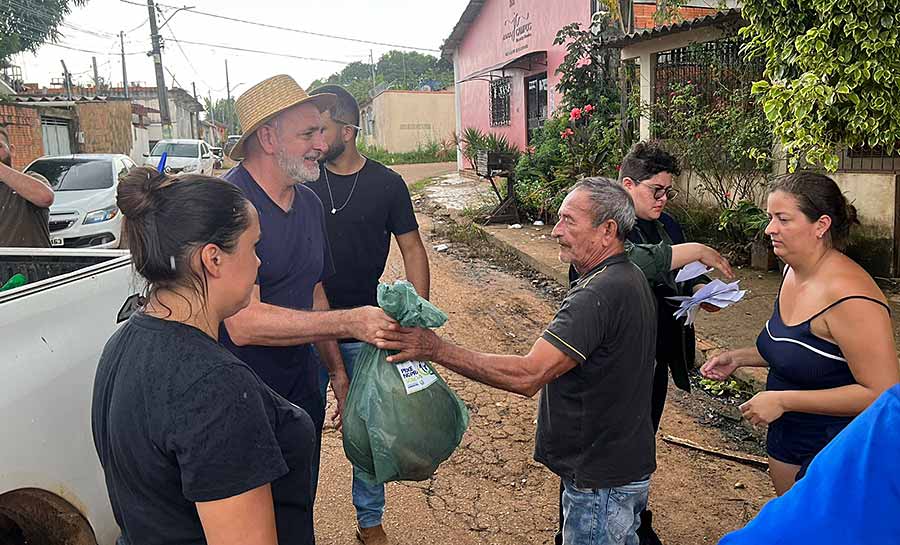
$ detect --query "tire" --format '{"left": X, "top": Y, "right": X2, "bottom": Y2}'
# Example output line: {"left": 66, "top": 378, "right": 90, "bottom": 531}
{"left": 0, "top": 489, "right": 98, "bottom": 545}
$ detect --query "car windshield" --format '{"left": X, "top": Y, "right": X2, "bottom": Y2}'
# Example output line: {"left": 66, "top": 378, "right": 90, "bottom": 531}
{"left": 27, "top": 159, "right": 114, "bottom": 191}
{"left": 150, "top": 142, "right": 199, "bottom": 158}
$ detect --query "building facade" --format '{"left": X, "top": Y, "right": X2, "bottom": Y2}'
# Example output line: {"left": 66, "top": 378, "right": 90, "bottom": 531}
{"left": 442, "top": 0, "right": 725, "bottom": 166}
{"left": 360, "top": 90, "right": 456, "bottom": 153}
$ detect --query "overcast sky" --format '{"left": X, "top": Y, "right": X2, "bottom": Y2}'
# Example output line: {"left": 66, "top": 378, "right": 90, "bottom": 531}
{"left": 14, "top": 0, "right": 469, "bottom": 101}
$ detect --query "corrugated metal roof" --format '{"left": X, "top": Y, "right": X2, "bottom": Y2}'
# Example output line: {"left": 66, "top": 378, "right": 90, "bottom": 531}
{"left": 11, "top": 95, "right": 110, "bottom": 103}
{"left": 602, "top": 8, "right": 744, "bottom": 49}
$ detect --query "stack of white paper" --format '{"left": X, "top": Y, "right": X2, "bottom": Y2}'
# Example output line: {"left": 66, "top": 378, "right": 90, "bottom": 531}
{"left": 666, "top": 278, "right": 746, "bottom": 326}
{"left": 674, "top": 261, "right": 714, "bottom": 283}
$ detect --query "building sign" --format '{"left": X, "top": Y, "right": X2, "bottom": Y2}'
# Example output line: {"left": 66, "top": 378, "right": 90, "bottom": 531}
{"left": 502, "top": 1, "right": 533, "bottom": 57}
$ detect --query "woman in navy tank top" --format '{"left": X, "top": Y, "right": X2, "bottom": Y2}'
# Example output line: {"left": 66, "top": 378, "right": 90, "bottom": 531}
{"left": 701, "top": 172, "right": 898, "bottom": 496}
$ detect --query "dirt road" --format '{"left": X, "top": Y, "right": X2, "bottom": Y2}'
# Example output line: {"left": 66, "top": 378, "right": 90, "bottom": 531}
{"left": 314, "top": 206, "right": 774, "bottom": 544}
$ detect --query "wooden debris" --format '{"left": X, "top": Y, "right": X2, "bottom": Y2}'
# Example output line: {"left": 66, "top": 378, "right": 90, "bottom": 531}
{"left": 661, "top": 434, "right": 769, "bottom": 470}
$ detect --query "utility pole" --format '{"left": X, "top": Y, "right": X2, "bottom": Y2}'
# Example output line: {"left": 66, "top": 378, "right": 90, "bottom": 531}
{"left": 60, "top": 60, "right": 72, "bottom": 99}
{"left": 225, "top": 59, "right": 232, "bottom": 134}
{"left": 120, "top": 31, "right": 129, "bottom": 99}
{"left": 92, "top": 57, "right": 100, "bottom": 95}
{"left": 147, "top": 0, "right": 172, "bottom": 137}
{"left": 191, "top": 82, "right": 198, "bottom": 139}
{"left": 208, "top": 91, "right": 217, "bottom": 145}
{"left": 369, "top": 49, "right": 376, "bottom": 93}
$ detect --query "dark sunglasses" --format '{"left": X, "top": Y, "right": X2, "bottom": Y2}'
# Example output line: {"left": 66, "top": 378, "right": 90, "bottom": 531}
{"left": 642, "top": 183, "right": 678, "bottom": 200}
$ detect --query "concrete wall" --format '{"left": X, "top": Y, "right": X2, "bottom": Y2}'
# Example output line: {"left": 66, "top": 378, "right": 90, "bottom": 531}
{"left": 74, "top": 100, "right": 133, "bottom": 155}
{"left": 130, "top": 125, "right": 150, "bottom": 163}
{"left": 831, "top": 172, "right": 896, "bottom": 275}
{"left": 363, "top": 91, "right": 455, "bottom": 153}
{"left": 674, "top": 168, "right": 899, "bottom": 276}
{"left": 0, "top": 103, "right": 43, "bottom": 169}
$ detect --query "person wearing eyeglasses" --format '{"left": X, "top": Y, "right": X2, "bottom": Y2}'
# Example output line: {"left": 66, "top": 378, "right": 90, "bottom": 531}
{"left": 306, "top": 84, "right": 429, "bottom": 545}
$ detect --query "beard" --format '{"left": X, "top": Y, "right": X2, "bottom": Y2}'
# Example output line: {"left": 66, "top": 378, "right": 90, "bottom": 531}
{"left": 276, "top": 147, "right": 321, "bottom": 183}
{"left": 321, "top": 138, "right": 346, "bottom": 163}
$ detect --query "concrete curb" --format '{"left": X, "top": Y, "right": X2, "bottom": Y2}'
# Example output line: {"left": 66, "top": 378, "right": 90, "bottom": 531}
{"left": 473, "top": 225, "right": 569, "bottom": 287}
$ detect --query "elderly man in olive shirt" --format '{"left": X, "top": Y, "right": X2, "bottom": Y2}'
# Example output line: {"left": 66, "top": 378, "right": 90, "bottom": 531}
{"left": 375, "top": 177, "right": 732, "bottom": 545}
{"left": 0, "top": 124, "right": 54, "bottom": 247}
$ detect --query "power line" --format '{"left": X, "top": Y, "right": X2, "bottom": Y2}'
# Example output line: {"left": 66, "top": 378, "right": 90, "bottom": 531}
{"left": 41, "top": 41, "right": 145, "bottom": 56}
{"left": 118, "top": 0, "right": 440, "bottom": 52}
{"left": 165, "top": 26, "right": 216, "bottom": 95}
{"left": 173, "top": 38, "right": 351, "bottom": 65}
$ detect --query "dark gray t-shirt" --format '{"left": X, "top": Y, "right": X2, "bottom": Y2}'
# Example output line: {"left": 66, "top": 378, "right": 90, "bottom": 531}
{"left": 92, "top": 312, "right": 317, "bottom": 545}
{"left": 0, "top": 179, "right": 50, "bottom": 248}
{"left": 536, "top": 252, "right": 658, "bottom": 489}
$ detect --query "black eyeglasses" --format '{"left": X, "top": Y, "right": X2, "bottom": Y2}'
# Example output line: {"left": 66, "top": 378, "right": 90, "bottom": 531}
{"left": 644, "top": 183, "right": 679, "bottom": 200}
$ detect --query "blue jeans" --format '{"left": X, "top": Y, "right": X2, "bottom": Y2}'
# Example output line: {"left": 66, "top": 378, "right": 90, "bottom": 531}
{"left": 560, "top": 477, "right": 650, "bottom": 545}
{"left": 318, "top": 341, "right": 386, "bottom": 529}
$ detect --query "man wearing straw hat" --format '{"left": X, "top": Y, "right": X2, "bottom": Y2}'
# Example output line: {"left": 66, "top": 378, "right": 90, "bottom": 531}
{"left": 220, "top": 75, "right": 397, "bottom": 507}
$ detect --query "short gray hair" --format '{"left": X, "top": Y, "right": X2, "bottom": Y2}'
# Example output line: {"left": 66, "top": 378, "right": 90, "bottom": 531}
{"left": 571, "top": 176, "right": 636, "bottom": 241}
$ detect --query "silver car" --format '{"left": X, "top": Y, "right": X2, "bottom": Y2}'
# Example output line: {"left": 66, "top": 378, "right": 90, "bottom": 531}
{"left": 25, "top": 154, "right": 135, "bottom": 249}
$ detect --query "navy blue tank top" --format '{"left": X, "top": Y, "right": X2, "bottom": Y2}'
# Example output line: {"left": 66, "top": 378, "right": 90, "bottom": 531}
{"left": 757, "top": 290, "right": 890, "bottom": 427}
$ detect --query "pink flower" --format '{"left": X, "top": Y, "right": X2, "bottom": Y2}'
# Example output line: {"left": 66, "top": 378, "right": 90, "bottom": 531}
{"left": 526, "top": 145, "right": 536, "bottom": 154}
{"left": 583, "top": 104, "right": 594, "bottom": 113}
{"left": 570, "top": 108, "right": 582, "bottom": 121}
{"left": 560, "top": 128, "right": 574, "bottom": 139}
{"left": 575, "top": 57, "right": 592, "bottom": 68}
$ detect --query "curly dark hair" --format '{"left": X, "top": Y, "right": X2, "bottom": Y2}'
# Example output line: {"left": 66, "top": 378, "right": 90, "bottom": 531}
{"left": 618, "top": 140, "right": 681, "bottom": 183}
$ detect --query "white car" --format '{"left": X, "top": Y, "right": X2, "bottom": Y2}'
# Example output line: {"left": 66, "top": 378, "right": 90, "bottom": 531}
{"left": 144, "top": 139, "right": 215, "bottom": 176}
{"left": 25, "top": 154, "right": 135, "bottom": 249}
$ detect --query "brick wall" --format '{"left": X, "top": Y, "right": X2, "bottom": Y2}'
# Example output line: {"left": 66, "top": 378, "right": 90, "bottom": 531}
{"left": 0, "top": 103, "right": 44, "bottom": 170}
{"left": 74, "top": 100, "right": 133, "bottom": 155}
{"left": 634, "top": 5, "right": 719, "bottom": 29}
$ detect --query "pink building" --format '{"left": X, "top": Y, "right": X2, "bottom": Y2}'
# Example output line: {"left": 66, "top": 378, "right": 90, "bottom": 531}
{"left": 441, "top": 0, "right": 723, "bottom": 167}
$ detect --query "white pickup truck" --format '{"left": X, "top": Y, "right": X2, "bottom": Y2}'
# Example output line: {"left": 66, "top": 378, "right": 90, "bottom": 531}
{"left": 0, "top": 248, "right": 142, "bottom": 545}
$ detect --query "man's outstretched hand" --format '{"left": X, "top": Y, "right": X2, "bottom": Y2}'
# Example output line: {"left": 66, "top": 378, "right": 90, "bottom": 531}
{"left": 375, "top": 325, "right": 441, "bottom": 363}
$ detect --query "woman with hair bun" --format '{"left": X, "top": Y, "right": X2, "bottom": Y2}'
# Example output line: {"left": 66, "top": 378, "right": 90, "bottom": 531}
{"left": 92, "top": 167, "right": 317, "bottom": 545}
{"left": 702, "top": 172, "right": 899, "bottom": 495}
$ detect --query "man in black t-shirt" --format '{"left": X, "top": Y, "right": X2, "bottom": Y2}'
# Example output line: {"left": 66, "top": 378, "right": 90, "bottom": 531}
{"left": 307, "top": 85, "right": 430, "bottom": 545}
{"left": 375, "top": 178, "right": 657, "bottom": 545}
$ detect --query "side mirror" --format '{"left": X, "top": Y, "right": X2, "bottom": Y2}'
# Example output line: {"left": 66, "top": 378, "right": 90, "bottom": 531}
{"left": 202, "top": 153, "right": 211, "bottom": 159}
{"left": 142, "top": 153, "right": 149, "bottom": 157}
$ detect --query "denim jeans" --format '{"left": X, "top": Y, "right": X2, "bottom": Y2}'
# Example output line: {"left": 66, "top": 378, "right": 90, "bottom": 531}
{"left": 318, "top": 341, "right": 386, "bottom": 529}
{"left": 559, "top": 477, "right": 650, "bottom": 545}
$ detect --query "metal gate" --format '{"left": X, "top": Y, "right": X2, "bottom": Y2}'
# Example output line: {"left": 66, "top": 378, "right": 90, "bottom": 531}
{"left": 41, "top": 118, "right": 72, "bottom": 156}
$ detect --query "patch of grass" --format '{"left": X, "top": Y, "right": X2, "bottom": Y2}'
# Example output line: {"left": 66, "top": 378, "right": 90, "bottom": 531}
{"left": 359, "top": 140, "right": 454, "bottom": 166}
{"left": 460, "top": 203, "right": 496, "bottom": 223}
{"left": 409, "top": 176, "right": 438, "bottom": 195}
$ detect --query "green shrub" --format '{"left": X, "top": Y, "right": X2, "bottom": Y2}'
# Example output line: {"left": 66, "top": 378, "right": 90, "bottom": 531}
{"left": 358, "top": 139, "right": 454, "bottom": 166}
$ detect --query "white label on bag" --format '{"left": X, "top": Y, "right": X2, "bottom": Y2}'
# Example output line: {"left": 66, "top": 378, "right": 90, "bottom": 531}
{"left": 395, "top": 361, "right": 438, "bottom": 395}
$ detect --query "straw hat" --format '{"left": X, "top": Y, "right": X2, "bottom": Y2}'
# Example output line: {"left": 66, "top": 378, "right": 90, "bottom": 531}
{"left": 228, "top": 74, "right": 336, "bottom": 160}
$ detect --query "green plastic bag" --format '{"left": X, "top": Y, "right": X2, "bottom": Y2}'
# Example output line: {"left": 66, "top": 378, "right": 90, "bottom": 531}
{"left": 342, "top": 280, "right": 469, "bottom": 484}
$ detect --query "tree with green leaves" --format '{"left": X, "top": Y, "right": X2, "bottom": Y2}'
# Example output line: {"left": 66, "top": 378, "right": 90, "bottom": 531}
{"left": 743, "top": 1, "right": 900, "bottom": 171}
{"left": 1, "top": 0, "right": 88, "bottom": 64}
{"left": 308, "top": 50, "right": 453, "bottom": 105}
{"left": 203, "top": 96, "right": 239, "bottom": 135}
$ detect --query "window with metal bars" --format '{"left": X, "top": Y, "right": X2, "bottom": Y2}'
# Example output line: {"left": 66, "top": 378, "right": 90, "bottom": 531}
{"left": 489, "top": 77, "right": 511, "bottom": 127}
